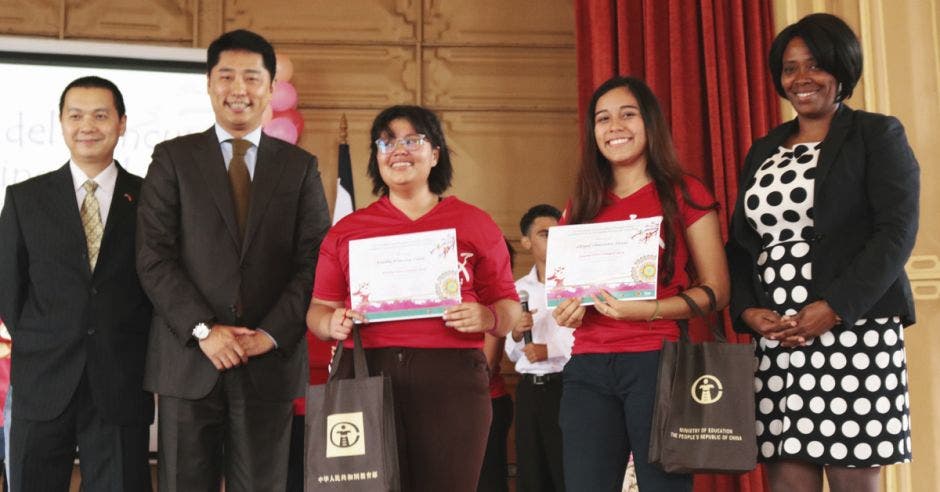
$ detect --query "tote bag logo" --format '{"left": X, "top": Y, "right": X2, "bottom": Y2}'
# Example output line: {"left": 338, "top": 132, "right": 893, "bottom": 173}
{"left": 326, "top": 412, "right": 366, "bottom": 457}
{"left": 690, "top": 375, "right": 723, "bottom": 404}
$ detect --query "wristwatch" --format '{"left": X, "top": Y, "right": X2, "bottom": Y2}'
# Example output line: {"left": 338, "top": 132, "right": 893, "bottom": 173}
{"left": 192, "top": 321, "right": 212, "bottom": 341}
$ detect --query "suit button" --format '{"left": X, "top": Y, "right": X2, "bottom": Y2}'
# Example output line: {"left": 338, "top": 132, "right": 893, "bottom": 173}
{"left": 91, "top": 287, "right": 98, "bottom": 295}
{"left": 87, "top": 328, "right": 96, "bottom": 335}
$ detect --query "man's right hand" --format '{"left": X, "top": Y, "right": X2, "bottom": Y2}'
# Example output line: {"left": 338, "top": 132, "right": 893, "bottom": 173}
{"left": 511, "top": 309, "right": 537, "bottom": 342}
{"left": 199, "top": 324, "right": 253, "bottom": 370}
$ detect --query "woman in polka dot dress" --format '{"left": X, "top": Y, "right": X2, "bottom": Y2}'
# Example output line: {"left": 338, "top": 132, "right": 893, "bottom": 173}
{"left": 726, "top": 14, "right": 920, "bottom": 492}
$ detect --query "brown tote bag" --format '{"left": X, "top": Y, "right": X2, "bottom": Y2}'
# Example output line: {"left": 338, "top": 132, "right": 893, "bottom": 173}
{"left": 305, "top": 326, "right": 400, "bottom": 491}
{"left": 648, "top": 285, "right": 758, "bottom": 474}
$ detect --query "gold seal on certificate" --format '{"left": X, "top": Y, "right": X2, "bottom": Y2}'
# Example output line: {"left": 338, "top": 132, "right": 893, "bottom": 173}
{"left": 545, "top": 217, "right": 662, "bottom": 307}
{"left": 349, "top": 228, "right": 461, "bottom": 322}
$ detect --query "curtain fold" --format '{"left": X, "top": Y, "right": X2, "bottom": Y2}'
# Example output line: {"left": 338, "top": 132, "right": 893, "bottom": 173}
{"left": 575, "top": 1, "right": 782, "bottom": 491}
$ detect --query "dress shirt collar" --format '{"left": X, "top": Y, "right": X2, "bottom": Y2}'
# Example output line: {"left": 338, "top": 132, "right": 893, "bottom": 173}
{"left": 215, "top": 124, "right": 262, "bottom": 148}
{"left": 69, "top": 160, "right": 117, "bottom": 195}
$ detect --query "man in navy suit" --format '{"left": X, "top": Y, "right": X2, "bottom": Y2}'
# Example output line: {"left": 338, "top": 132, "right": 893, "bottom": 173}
{"left": 0, "top": 76, "right": 153, "bottom": 491}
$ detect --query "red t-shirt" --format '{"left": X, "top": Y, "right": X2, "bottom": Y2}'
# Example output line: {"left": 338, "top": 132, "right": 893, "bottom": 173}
{"left": 565, "top": 175, "right": 714, "bottom": 354}
{"left": 314, "top": 196, "right": 518, "bottom": 349}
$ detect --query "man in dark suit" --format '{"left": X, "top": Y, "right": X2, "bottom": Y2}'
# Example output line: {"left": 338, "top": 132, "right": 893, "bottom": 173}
{"left": 136, "top": 29, "right": 330, "bottom": 491}
{"left": 0, "top": 76, "right": 153, "bottom": 491}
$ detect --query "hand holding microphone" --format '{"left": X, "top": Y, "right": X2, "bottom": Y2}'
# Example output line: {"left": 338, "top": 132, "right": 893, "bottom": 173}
{"left": 519, "top": 289, "right": 533, "bottom": 344}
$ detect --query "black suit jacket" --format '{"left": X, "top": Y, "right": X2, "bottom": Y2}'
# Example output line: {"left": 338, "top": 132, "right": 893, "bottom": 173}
{"left": 0, "top": 163, "right": 154, "bottom": 424}
{"left": 727, "top": 105, "right": 919, "bottom": 333}
{"left": 136, "top": 128, "right": 330, "bottom": 401}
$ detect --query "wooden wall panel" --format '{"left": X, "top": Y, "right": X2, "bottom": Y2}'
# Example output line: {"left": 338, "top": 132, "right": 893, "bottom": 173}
{"left": 423, "top": 46, "right": 577, "bottom": 111}
{"left": 439, "top": 111, "right": 578, "bottom": 236}
{"left": 65, "top": 0, "right": 193, "bottom": 43}
{"left": 0, "top": 0, "right": 59, "bottom": 36}
{"left": 278, "top": 46, "right": 417, "bottom": 109}
{"left": 297, "top": 108, "right": 380, "bottom": 216}
{"left": 224, "top": 0, "right": 418, "bottom": 44}
{"left": 196, "top": 0, "right": 224, "bottom": 47}
{"left": 424, "top": 0, "right": 574, "bottom": 46}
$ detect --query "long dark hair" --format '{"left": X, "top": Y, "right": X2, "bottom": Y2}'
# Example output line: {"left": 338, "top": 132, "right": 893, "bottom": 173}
{"left": 569, "top": 76, "right": 714, "bottom": 284}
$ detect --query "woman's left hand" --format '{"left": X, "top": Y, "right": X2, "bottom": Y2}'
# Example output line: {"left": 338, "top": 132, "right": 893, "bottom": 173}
{"left": 444, "top": 302, "right": 494, "bottom": 333}
{"left": 591, "top": 290, "right": 651, "bottom": 321}
{"left": 776, "top": 300, "right": 842, "bottom": 347}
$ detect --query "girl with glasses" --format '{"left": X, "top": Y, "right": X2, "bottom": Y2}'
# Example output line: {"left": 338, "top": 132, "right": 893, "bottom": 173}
{"left": 307, "top": 105, "right": 522, "bottom": 491}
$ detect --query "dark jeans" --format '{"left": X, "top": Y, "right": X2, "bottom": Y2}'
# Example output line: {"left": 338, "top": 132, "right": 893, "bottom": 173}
{"left": 559, "top": 352, "right": 692, "bottom": 492}
{"left": 477, "top": 394, "right": 513, "bottom": 492}
{"left": 335, "top": 347, "right": 492, "bottom": 492}
{"left": 515, "top": 375, "right": 565, "bottom": 492}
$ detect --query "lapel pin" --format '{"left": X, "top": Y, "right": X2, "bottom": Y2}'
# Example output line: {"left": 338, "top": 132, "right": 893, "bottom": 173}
{"left": 124, "top": 193, "right": 134, "bottom": 203}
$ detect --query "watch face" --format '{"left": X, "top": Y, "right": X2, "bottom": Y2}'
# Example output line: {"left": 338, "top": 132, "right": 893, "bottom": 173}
{"left": 194, "top": 323, "right": 210, "bottom": 340}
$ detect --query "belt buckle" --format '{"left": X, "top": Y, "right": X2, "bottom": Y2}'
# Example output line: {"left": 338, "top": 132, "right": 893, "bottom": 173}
{"left": 532, "top": 374, "right": 547, "bottom": 385}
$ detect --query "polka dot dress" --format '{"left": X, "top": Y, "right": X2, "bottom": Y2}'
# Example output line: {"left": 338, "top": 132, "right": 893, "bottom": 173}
{"left": 744, "top": 143, "right": 912, "bottom": 467}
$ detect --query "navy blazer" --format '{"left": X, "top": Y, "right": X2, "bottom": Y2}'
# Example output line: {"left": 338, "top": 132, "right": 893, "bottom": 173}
{"left": 727, "top": 104, "right": 919, "bottom": 333}
{"left": 0, "top": 163, "right": 153, "bottom": 424}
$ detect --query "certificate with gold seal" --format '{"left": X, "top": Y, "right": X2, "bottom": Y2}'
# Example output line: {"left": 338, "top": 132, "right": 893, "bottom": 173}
{"left": 348, "top": 228, "right": 461, "bottom": 322}
{"left": 544, "top": 217, "right": 662, "bottom": 307}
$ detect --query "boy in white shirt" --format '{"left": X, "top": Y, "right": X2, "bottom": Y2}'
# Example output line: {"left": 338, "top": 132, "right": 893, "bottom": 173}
{"left": 506, "top": 204, "right": 573, "bottom": 492}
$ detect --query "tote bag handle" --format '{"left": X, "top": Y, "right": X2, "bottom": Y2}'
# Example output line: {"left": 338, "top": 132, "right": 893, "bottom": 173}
{"left": 327, "top": 324, "right": 369, "bottom": 382}
{"left": 676, "top": 284, "right": 725, "bottom": 343}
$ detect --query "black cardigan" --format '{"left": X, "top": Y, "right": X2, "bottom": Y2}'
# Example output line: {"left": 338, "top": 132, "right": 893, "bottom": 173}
{"left": 726, "top": 104, "right": 919, "bottom": 333}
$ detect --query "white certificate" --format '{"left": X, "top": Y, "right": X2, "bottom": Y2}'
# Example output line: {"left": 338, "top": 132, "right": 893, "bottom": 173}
{"left": 348, "top": 228, "right": 461, "bottom": 322}
{"left": 544, "top": 217, "right": 662, "bottom": 307}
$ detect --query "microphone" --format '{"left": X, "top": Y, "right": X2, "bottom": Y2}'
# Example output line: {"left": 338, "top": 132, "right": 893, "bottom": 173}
{"left": 518, "top": 289, "right": 533, "bottom": 344}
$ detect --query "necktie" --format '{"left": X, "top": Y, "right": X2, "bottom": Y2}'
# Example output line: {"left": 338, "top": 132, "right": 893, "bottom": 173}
{"left": 80, "top": 180, "right": 104, "bottom": 270}
{"left": 229, "top": 139, "right": 252, "bottom": 240}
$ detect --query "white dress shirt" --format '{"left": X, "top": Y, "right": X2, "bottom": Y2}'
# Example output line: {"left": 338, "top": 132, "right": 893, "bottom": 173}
{"left": 505, "top": 266, "right": 575, "bottom": 375}
{"left": 70, "top": 161, "right": 118, "bottom": 226}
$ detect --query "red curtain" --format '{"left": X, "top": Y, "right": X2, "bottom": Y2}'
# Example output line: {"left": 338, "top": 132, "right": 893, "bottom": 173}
{"left": 575, "top": 1, "right": 782, "bottom": 491}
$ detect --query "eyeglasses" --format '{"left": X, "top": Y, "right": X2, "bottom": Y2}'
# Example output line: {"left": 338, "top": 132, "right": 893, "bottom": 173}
{"left": 375, "top": 134, "right": 428, "bottom": 154}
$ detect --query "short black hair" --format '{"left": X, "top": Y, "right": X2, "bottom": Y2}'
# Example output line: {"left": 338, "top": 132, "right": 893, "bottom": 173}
{"left": 519, "top": 204, "right": 562, "bottom": 236}
{"left": 367, "top": 105, "right": 454, "bottom": 196}
{"left": 769, "top": 13, "right": 862, "bottom": 102}
{"left": 207, "top": 29, "right": 276, "bottom": 80}
{"left": 59, "top": 76, "right": 126, "bottom": 118}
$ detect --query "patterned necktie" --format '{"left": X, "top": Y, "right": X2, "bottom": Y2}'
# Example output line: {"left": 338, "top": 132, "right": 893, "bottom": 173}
{"left": 80, "top": 180, "right": 103, "bottom": 270}
{"left": 229, "top": 139, "right": 252, "bottom": 240}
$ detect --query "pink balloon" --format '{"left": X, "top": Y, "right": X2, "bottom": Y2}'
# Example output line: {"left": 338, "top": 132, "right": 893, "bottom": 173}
{"left": 262, "top": 105, "right": 273, "bottom": 125}
{"left": 263, "top": 117, "right": 299, "bottom": 144}
{"left": 270, "top": 81, "right": 298, "bottom": 112}
{"left": 276, "top": 54, "right": 294, "bottom": 82}
{"left": 273, "top": 108, "right": 304, "bottom": 135}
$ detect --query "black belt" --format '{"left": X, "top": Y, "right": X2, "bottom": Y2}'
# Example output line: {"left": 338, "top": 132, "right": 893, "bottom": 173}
{"left": 522, "top": 372, "right": 563, "bottom": 385}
